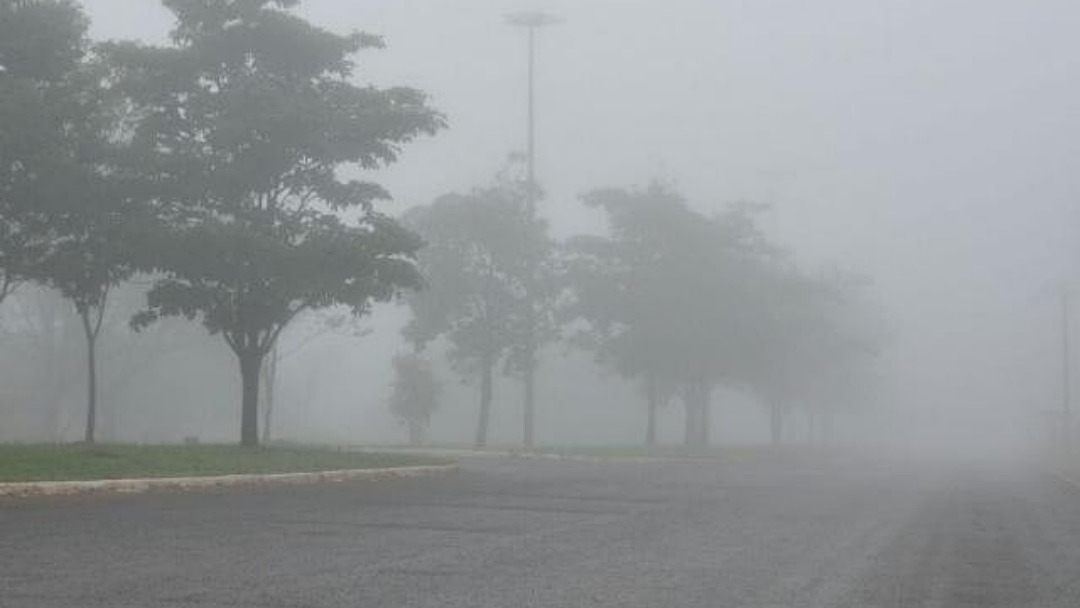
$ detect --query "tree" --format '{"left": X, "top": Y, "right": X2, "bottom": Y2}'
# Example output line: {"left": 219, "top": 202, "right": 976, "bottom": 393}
{"left": 259, "top": 310, "right": 353, "bottom": 443}
{"left": 0, "top": 0, "right": 90, "bottom": 308}
{"left": 506, "top": 172, "right": 559, "bottom": 449}
{"left": 565, "top": 183, "right": 687, "bottom": 445}
{"left": 0, "top": 0, "right": 134, "bottom": 443}
{"left": 741, "top": 266, "right": 837, "bottom": 445}
{"left": 742, "top": 266, "right": 882, "bottom": 446}
{"left": 32, "top": 57, "right": 146, "bottom": 444}
{"left": 109, "top": 0, "right": 443, "bottom": 446}
{"left": 792, "top": 274, "right": 883, "bottom": 444}
{"left": 388, "top": 352, "right": 440, "bottom": 446}
{"left": 403, "top": 170, "right": 551, "bottom": 447}
{"left": 568, "top": 181, "right": 775, "bottom": 447}
{"left": 35, "top": 178, "right": 140, "bottom": 444}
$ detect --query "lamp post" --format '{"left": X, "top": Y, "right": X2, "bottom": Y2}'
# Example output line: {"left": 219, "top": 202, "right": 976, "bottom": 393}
{"left": 1063, "top": 288, "right": 1073, "bottom": 454}
{"left": 506, "top": 11, "right": 561, "bottom": 447}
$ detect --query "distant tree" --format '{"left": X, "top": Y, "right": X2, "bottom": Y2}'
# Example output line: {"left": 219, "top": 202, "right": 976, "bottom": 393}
{"left": 565, "top": 183, "right": 687, "bottom": 445}
{"left": 260, "top": 311, "right": 353, "bottom": 443}
{"left": 0, "top": 0, "right": 90, "bottom": 307}
{"left": 108, "top": 0, "right": 443, "bottom": 446}
{"left": 388, "top": 352, "right": 440, "bottom": 446}
{"left": 795, "top": 275, "right": 883, "bottom": 444}
{"left": 741, "top": 266, "right": 837, "bottom": 445}
{"left": 568, "top": 181, "right": 774, "bottom": 447}
{"left": 742, "top": 265, "right": 883, "bottom": 445}
{"left": 403, "top": 169, "right": 553, "bottom": 447}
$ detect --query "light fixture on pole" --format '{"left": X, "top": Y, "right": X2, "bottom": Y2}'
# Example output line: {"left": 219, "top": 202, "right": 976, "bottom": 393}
{"left": 505, "top": 10, "right": 562, "bottom": 448}
{"left": 505, "top": 10, "right": 562, "bottom": 216}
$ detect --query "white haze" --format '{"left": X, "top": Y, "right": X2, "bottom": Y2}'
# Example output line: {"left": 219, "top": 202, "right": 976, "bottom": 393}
{"left": 65, "top": 0, "right": 1080, "bottom": 455}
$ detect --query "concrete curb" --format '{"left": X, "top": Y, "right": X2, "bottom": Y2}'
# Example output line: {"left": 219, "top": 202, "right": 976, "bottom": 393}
{"left": 0, "top": 464, "right": 459, "bottom": 498}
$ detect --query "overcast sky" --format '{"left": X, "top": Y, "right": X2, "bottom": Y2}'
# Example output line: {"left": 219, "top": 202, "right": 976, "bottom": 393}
{"left": 78, "top": 0, "right": 1080, "bottom": 447}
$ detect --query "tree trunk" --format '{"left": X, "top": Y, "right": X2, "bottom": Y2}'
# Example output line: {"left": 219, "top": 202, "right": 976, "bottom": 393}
{"left": 408, "top": 420, "right": 424, "bottom": 446}
{"left": 683, "top": 382, "right": 710, "bottom": 447}
{"left": 523, "top": 353, "right": 535, "bottom": 448}
{"left": 809, "top": 407, "right": 822, "bottom": 444}
{"left": 239, "top": 351, "right": 262, "bottom": 447}
{"left": 645, "top": 377, "right": 658, "bottom": 447}
{"left": 683, "top": 396, "right": 695, "bottom": 447}
{"left": 699, "top": 387, "right": 711, "bottom": 446}
{"left": 475, "top": 355, "right": 493, "bottom": 448}
{"left": 822, "top": 407, "right": 834, "bottom": 445}
{"left": 261, "top": 346, "right": 278, "bottom": 444}
{"left": 770, "top": 399, "right": 783, "bottom": 446}
{"left": 79, "top": 309, "right": 97, "bottom": 444}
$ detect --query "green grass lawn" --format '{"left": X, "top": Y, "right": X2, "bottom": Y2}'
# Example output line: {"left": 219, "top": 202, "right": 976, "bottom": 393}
{"left": 0, "top": 444, "right": 451, "bottom": 483}
{"left": 531, "top": 444, "right": 839, "bottom": 460}
{"left": 365, "top": 442, "right": 829, "bottom": 461}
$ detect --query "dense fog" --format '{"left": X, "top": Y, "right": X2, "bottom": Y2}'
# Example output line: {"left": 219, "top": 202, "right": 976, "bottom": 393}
{"left": 4, "top": 0, "right": 1078, "bottom": 457}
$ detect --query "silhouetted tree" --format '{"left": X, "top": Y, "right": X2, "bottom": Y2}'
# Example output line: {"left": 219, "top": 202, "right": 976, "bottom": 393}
{"left": 569, "top": 182, "right": 774, "bottom": 447}
{"left": 388, "top": 352, "right": 440, "bottom": 446}
{"left": 108, "top": 0, "right": 443, "bottom": 446}
{"left": 404, "top": 169, "right": 554, "bottom": 447}
{"left": 0, "top": 0, "right": 90, "bottom": 307}
{"left": 0, "top": 0, "right": 139, "bottom": 443}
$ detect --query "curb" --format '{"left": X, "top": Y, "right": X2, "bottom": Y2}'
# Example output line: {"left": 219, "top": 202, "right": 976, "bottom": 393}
{"left": 0, "top": 464, "right": 459, "bottom": 498}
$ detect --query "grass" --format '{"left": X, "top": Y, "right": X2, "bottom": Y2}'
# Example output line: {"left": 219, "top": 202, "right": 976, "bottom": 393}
{"left": 530, "top": 444, "right": 842, "bottom": 461}
{"left": 364, "top": 442, "right": 833, "bottom": 461}
{"left": 0, "top": 444, "right": 451, "bottom": 483}
{"left": 524, "top": 444, "right": 754, "bottom": 459}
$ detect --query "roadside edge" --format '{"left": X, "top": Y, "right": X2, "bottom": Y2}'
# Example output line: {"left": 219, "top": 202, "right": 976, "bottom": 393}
{"left": 0, "top": 463, "right": 459, "bottom": 498}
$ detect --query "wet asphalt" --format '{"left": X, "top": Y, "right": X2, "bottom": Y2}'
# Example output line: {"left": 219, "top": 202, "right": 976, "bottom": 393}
{"left": 2, "top": 453, "right": 1080, "bottom": 607}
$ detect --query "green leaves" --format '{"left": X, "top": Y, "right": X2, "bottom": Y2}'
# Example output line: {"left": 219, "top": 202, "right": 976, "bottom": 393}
{"left": 113, "top": 0, "right": 441, "bottom": 363}
{"left": 90, "top": 0, "right": 444, "bottom": 445}
{"left": 402, "top": 167, "right": 559, "bottom": 382}
{"left": 570, "top": 180, "right": 882, "bottom": 424}
{"left": 0, "top": 0, "right": 87, "bottom": 81}
{"left": 0, "top": 0, "right": 96, "bottom": 305}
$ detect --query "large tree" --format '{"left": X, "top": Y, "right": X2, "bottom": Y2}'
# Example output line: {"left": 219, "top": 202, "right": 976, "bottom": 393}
{"left": 0, "top": 0, "right": 89, "bottom": 307}
{"left": 403, "top": 171, "right": 553, "bottom": 447}
{"left": 109, "top": 0, "right": 443, "bottom": 446}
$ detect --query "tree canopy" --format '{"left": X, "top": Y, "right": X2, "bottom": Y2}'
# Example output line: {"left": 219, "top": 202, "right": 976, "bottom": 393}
{"left": 107, "top": 0, "right": 444, "bottom": 445}
{"left": 566, "top": 180, "right": 879, "bottom": 446}
{"left": 0, "top": 0, "right": 91, "bottom": 305}
{"left": 403, "top": 168, "right": 557, "bottom": 446}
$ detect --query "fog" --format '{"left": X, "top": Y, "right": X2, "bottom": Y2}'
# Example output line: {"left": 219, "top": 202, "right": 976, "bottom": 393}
{"left": 5, "top": 0, "right": 1079, "bottom": 457}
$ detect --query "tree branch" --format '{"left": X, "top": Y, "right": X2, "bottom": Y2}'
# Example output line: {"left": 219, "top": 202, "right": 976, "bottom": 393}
{"left": 260, "top": 303, "right": 308, "bottom": 356}
{"left": 91, "top": 285, "right": 110, "bottom": 340}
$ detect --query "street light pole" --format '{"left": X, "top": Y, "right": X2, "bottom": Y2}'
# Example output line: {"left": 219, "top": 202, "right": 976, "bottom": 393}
{"left": 1063, "top": 289, "right": 1072, "bottom": 454}
{"left": 506, "top": 11, "right": 561, "bottom": 448}
{"left": 507, "top": 11, "right": 561, "bottom": 212}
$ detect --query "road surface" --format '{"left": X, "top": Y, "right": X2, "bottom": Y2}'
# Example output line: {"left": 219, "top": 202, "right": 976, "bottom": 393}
{"left": 2, "top": 453, "right": 1080, "bottom": 607}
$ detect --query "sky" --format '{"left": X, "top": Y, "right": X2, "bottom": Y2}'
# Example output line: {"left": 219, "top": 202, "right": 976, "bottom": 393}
{"left": 75, "top": 0, "right": 1080, "bottom": 449}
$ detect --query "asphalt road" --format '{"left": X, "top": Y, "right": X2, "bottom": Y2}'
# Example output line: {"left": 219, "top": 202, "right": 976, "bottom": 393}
{"left": 2, "top": 453, "right": 1080, "bottom": 607}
